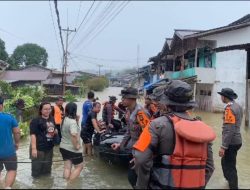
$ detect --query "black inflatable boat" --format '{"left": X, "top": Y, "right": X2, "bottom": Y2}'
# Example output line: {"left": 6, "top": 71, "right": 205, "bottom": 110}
{"left": 93, "top": 129, "right": 132, "bottom": 166}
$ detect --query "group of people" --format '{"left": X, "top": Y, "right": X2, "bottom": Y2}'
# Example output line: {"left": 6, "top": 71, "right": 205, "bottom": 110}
{"left": 111, "top": 80, "right": 242, "bottom": 189}
{"left": 0, "top": 79, "right": 243, "bottom": 189}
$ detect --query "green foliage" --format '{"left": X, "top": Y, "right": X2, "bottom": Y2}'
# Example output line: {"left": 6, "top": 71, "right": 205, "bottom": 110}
{"left": 19, "top": 121, "right": 29, "bottom": 138}
{"left": 2, "top": 85, "right": 45, "bottom": 115}
{"left": 0, "top": 38, "right": 8, "bottom": 61}
{"left": 78, "top": 85, "right": 88, "bottom": 98}
{"left": 0, "top": 80, "right": 13, "bottom": 98}
{"left": 86, "top": 76, "right": 109, "bottom": 91}
{"left": 65, "top": 90, "right": 77, "bottom": 102}
{"left": 10, "top": 43, "right": 48, "bottom": 69}
{"left": 73, "top": 75, "right": 92, "bottom": 84}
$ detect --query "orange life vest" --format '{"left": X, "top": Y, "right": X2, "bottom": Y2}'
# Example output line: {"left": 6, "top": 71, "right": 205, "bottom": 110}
{"left": 134, "top": 114, "right": 216, "bottom": 189}
{"left": 54, "top": 105, "right": 63, "bottom": 125}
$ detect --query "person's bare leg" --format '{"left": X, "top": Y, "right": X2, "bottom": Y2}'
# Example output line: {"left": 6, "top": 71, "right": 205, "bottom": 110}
{"left": 4, "top": 170, "right": 16, "bottom": 189}
{"left": 0, "top": 171, "right": 4, "bottom": 187}
{"left": 83, "top": 143, "right": 87, "bottom": 156}
{"left": 63, "top": 160, "right": 72, "bottom": 180}
{"left": 69, "top": 163, "right": 83, "bottom": 181}
{"left": 86, "top": 143, "right": 93, "bottom": 156}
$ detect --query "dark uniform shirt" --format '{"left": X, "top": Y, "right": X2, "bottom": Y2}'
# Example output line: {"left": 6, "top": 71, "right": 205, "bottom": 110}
{"left": 134, "top": 112, "right": 215, "bottom": 189}
{"left": 221, "top": 101, "right": 243, "bottom": 149}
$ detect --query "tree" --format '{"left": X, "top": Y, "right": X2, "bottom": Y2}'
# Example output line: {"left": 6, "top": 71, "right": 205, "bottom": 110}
{"left": 10, "top": 43, "right": 48, "bottom": 69}
{"left": 0, "top": 38, "right": 8, "bottom": 61}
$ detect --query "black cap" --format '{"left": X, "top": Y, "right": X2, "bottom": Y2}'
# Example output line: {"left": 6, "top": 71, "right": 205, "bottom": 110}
{"left": 0, "top": 97, "right": 4, "bottom": 104}
{"left": 159, "top": 80, "right": 197, "bottom": 107}
{"left": 217, "top": 88, "right": 238, "bottom": 100}
{"left": 109, "top": 96, "right": 117, "bottom": 102}
{"left": 119, "top": 87, "right": 139, "bottom": 99}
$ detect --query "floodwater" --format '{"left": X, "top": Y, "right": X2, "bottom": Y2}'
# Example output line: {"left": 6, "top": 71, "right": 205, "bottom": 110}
{"left": 1, "top": 87, "right": 250, "bottom": 189}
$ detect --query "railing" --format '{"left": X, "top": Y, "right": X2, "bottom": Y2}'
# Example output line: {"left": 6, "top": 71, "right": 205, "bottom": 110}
{"left": 164, "top": 67, "right": 216, "bottom": 84}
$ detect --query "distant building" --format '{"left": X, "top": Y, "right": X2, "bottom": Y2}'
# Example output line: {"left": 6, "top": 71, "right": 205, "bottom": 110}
{"left": 0, "top": 65, "right": 94, "bottom": 95}
{"left": 140, "top": 14, "right": 250, "bottom": 112}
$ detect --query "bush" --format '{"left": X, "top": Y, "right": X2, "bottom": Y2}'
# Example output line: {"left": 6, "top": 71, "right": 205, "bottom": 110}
{"left": 65, "top": 90, "right": 77, "bottom": 102}
{"left": 86, "top": 77, "right": 109, "bottom": 91}
{"left": 19, "top": 121, "right": 29, "bottom": 138}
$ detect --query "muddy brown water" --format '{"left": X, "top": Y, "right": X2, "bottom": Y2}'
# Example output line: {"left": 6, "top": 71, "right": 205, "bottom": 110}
{"left": 1, "top": 87, "right": 249, "bottom": 189}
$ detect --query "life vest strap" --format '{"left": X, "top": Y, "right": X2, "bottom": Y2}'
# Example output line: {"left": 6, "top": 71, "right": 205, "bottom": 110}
{"left": 150, "top": 179, "right": 205, "bottom": 189}
{"left": 153, "top": 162, "right": 206, "bottom": 170}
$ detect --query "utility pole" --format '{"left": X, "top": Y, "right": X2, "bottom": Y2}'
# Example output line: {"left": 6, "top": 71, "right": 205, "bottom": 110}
{"left": 61, "top": 27, "right": 76, "bottom": 96}
{"left": 97, "top": 64, "right": 103, "bottom": 76}
{"left": 137, "top": 44, "right": 140, "bottom": 88}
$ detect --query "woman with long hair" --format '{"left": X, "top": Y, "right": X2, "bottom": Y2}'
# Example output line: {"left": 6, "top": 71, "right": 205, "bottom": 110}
{"left": 30, "top": 102, "right": 57, "bottom": 178}
{"left": 60, "top": 102, "right": 83, "bottom": 181}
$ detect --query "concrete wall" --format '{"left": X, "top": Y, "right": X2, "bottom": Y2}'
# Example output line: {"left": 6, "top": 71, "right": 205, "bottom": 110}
{"left": 200, "top": 26, "right": 250, "bottom": 47}
{"left": 199, "top": 27, "right": 249, "bottom": 111}
{"left": 211, "top": 50, "right": 246, "bottom": 111}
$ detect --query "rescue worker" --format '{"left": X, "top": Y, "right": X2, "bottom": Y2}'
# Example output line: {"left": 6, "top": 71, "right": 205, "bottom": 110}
{"left": 217, "top": 88, "right": 243, "bottom": 189}
{"left": 118, "top": 101, "right": 127, "bottom": 126}
{"left": 111, "top": 87, "right": 150, "bottom": 188}
{"left": 144, "top": 95, "right": 158, "bottom": 119}
{"left": 133, "top": 80, "right": 216, "bottom": 189}
{"left": 51, "top": 96, "right": 64, "bottom": 143}
{"left": 102, "top": 96, "right": 125, "bottom": 131}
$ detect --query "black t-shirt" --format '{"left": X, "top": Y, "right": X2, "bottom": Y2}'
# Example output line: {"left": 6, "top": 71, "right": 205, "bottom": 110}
{"left": 30, "top": 116, "right": 56, "bottom": 151}
{"left": 85, "top": 111, "right": 97, "bottom": 133}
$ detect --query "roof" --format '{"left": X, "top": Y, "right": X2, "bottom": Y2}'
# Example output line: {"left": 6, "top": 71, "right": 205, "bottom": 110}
{"left": 161, "top": 38, "right": 173, "bottom": 54}
{"left": 229, "top": 14, "right": 250, "bottom": 26}
{"left": 19, "top": 64, "right": 52, "bottom": 71}
{"left": 174, "top": 29, "right": 203, "bottom": 40}
{"left": 43, "top": 77, "right": 62, "bottom": 85}
{"left": 0, "top": 71, "right": 50, "bottom": 81}
{"left": 184, "top": 15, "right": 250, "bottom": 39}
{"left": 43, "top": 75, "right": 76, "bottom": 85}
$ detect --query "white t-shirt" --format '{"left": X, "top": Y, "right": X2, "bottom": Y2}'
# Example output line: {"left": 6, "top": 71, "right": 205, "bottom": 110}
{"left": 60, "top": 117, "right": 82, "bottom": 153}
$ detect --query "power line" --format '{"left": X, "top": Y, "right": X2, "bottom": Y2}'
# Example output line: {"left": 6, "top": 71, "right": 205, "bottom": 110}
{"left": 71, "top": 1, "right": 119, "bottom": 51}
{"left": 75, "top": 1, "right": 82, "bottom": 28}
{"left": 71, "top": 53, "right": 148, "bottom": 63}
{"left": 0, "top": 27, "right": 25, "bottom": 41}
{"left": 77, "top": 1, "right": 130, "bottom": 51}
{"left": 53, "top": 0, "right": 65, "bottom": 53}
{"left": 48, "top": 0, "right": 62, "bottom": 63}
{"left": 68, "top": 1, "right": 96, "bottom": 46}
{"left": 70, "top": 0, "right": 103, "bottom": 47}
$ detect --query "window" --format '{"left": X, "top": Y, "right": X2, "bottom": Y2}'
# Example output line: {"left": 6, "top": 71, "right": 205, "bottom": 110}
{"left": 200, "top": 90, "right": 211, "bottom": 96}
{"left": 204, "top": 54, "right": 212, "bottom": 68}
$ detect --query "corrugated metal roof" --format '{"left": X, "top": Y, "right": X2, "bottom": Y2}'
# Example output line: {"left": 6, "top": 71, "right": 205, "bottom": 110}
{"left": 43, "top": 77, "right": 62, "bottom": 85}
{"left": 175, "top": 29, "right": 203, "bottom": 39}
{"left": 0, "top": 71, "right": 50, "bottom": 81}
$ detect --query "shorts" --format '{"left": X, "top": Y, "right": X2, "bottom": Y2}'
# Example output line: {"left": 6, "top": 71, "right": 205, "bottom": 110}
{"left": 0, "top": 155, "right": 17, "bottom": 171}
{"left": 81, "top": 128, "right": 94, "bottom": 144}
{"left": 60, "top": 148, "right": 83, "bottom": 165}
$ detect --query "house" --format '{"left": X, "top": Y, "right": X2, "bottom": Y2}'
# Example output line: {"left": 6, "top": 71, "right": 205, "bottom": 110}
{"left": 0, "top": 65, "right": 81, "bottom": 95}
{"left": 141, "top": 14, "right": 250, "bottom": 114}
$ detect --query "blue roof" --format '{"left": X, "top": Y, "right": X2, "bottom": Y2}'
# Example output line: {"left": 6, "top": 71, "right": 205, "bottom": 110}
{"left": 144, "top": 78, "right": 167, "bottom": 90}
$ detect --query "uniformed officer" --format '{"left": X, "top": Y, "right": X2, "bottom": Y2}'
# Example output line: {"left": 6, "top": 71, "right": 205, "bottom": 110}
{"left": 133, "top": 80, "right": 215, "bottom": 189}
{"left": 218, "top": 88, "right": 243, "bottom": 189}
{"left": 111, "top": 87, "right": 150, "bottom": 188}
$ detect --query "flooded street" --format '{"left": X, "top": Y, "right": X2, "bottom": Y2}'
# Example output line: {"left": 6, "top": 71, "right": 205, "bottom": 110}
{"left": 4, "top": 87, "right": 250, "bottom": 189}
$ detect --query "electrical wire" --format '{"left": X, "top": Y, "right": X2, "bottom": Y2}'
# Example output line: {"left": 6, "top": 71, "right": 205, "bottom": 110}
{"left": 80, "top": 1, "right": 130, "bottom": 50}
{"left": 53, "top": 0, "right": 65, "bottom": 54}
{"left": 49, "top": 0, "right": 62, "bottom": 68}
{"left": 68, "top": 1, "right": 96, "bottom": 46}
{"left": 71, "top": 1, "right": 119, "bottom": 50}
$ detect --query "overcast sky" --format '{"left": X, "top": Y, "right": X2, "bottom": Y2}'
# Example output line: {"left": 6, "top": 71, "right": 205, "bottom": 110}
{"left": 0, "top": 1, "right": 250, "bottom": 74}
